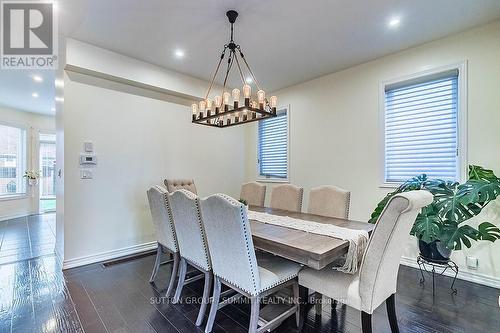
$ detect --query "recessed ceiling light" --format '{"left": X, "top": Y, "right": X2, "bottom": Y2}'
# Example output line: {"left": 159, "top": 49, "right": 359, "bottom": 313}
{"left": 245, "top": 77, "right": 253, "bottom": 84}
{"left": 174, "top": 49, "right": 185, "bottom": 58}
{"left": 32, "top": 92, "right": 39, "bottom": 98}
{"left": 388, "top": 17, "right": 401, "bottom": 28}
{"left": 33, "top": 75, "right": 43, "bottom": 82}
{"left": 55, "top": 96, "right": 64, "bottom": 102}
{"left": 54, "top": 79, "right": 64, "bottom": 87}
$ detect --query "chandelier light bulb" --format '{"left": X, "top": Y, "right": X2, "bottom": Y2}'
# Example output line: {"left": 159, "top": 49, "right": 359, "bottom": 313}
{"left": 214, "top": 95, "right": 222, "bottom": 114}
{"left": 223, "top": 92, "right": 231, "bottom": 112}
{"left": 191, "top": 103, "right": 198, "bottom": 121}
{"left": 214, "top": 95, "right": 222, "bottom": 107}
{"left": 223, "top": 92, "right": 231, "bottom": 105}
{"left": 232, "top": 88, "right": 240, "bottom": 101}
{"left": 270, "top": 96, "right": 277, "bottom": 108}
{"left": 270, "top": 95, "right": 277, "bottom": 114}
{"left": 206, "top": 99, "right": 213, "bottom": 116}
{"left": 257, "top": 90, "right": 265, "bottom": 110}
{"left": 257, "top": 90, "right": 265, "bottom": 102}
{"left": 232, "top": 88, "right": 240, "bottom": 108}
{"left": 199, "top": 100, "right": 206, "bottom": 111}
{"left": 243, "top": 84, "right": 251, "bottom": 107}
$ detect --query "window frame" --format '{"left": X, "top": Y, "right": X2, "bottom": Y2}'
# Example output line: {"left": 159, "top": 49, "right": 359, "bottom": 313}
{"left": 256, "top": 104, "right": 290, "bottom": 183}
{"left": 379, "top": 62, "right": 468, "bottom": 188}
{"left": 0, "top": 121, "right": 28, "bottom": 199}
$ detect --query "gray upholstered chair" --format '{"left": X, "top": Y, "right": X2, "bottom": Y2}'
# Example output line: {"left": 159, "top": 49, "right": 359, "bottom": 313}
{"left": 199, "top": 194, "right": 302, "bottom": 333}
{"left": 146, "top": 186, "right": 180, "bottom": 298}
{"left": 169, "top": 189, "right": 212, "bottom": 326}
{"left": 164, "top": 178, "right": 197, "bottom": 194}
{"left": 240, "top": 182, "right": 266, "bottom": 207}
{"left": 299, "top": 190, "right": 433, "bottom": 333}
{"left": 269, "top": 184, "right": 304, "bottom": 212}
{"left": 308, "top": 185, "right": 351, "bottom": 219}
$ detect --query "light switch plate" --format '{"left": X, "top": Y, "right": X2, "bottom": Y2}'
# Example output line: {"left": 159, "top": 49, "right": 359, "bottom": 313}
{"left": 84, "top": 141, "right": 94, "bottom": 153}
{"left": 80, "top": 169, "right": 93, "bottom": 179}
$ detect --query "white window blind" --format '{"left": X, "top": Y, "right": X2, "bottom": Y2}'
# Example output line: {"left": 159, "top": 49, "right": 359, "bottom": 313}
{"left": 258, "top": 109, "right": 288, "bottom": 179}
{"left": 384, "top": 69, "right": 459, "bottom": 183}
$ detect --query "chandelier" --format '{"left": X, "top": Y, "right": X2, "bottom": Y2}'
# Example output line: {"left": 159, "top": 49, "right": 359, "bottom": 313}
{"left": 191, "top": 10, "right": 277, "bottom": 128}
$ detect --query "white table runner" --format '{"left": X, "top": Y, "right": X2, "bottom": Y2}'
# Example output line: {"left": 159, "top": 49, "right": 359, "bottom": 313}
{"left": 248, "top": 210, "right": 369, "bottom": 274}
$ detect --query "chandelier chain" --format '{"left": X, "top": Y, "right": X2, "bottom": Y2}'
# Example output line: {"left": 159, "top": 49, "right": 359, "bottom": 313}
{"left": 221, "top": 49, "right": 235, "bottom": 95}
{"left": 204, "top": 47, "right": 227, "bottom": 100}
{"left": 233, "top": 51, "right": 247, "bottom": 85}
{"left": 239, "top": 49, "right": 262, "bottom": 92}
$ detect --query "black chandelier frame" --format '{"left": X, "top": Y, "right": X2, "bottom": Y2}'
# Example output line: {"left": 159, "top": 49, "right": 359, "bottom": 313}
{"left": 192, "top": 10, "right": 277, "bottom": 128}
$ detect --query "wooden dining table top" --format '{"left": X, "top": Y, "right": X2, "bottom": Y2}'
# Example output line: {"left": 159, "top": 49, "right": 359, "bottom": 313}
{"left": 249, "top": 206, "right": 374, "bottom": 270}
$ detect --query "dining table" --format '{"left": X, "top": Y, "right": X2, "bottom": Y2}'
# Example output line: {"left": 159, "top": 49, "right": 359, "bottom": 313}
{"left": 249, "top": 206, "right": 375, "bottom": 270}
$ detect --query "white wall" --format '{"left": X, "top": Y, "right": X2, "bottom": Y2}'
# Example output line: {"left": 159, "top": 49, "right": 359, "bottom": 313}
{"left": 0, "top": 105, "right": 55, "bottom": 221}
{"left": 61, "top": 42, "right": 246, "bottom": 266}
{"left": 245, "top": 21, "right": 500, "bottom": 286}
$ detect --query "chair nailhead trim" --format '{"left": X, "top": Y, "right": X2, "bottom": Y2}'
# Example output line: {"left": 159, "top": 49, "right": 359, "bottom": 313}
{"left": 215, "top": 193, "right": 259, "bottom": 295}
{"left": 155, "top": 185, "right": 178, "bottom": 252}
{"left": 346, "top": 192, "right": 351, "bottom": 219}
{"left": 176, "top": 189, "right": 211, "bottom": 270}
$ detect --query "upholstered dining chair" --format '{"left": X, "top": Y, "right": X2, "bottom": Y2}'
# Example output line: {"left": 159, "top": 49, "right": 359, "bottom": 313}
{"left": 240, "top": 182, "right": 266, "bottom": 207}
{"left": 308, "top": 185, "right": 351, "bottom": 219}
{"left": 307, "top": 185, "right": 351, "bottom": 311}
{"left": 169, "top": 189, "right": 212, "bottom": 327}
{"left": 146, "top": 186, "right": 179, "bottom": 299}
{"left": 299, "top": 190, "right": 433, "bottom": 333}
{"left": 164, "top": 178, "right": 197, "bottom": 194}
{"left": 199, "top": 194, "right": 302, "bottom": 333}
{"left": 269, "top": 184, "right": 304, "bottom": 212}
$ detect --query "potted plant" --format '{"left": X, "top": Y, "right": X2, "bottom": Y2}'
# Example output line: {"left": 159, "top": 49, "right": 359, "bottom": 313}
{"left": 24, "top": 170, "right": 41, "bottom": 186}
{"left": 369, "top": 165, "right": 500, "bottom": 262}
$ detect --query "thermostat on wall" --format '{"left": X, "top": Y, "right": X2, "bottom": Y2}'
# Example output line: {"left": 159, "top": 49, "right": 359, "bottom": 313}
{"left": 80, "top": 153, "right": 97, "bottom": 165}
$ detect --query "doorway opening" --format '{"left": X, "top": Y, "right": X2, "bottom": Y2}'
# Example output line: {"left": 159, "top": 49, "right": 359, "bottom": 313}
{"left": 39, "top": 133, "right": 56, "bottom": 213}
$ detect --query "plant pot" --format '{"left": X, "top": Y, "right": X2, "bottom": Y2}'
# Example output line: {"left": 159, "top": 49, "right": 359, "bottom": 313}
{"left": 28, "top": 179, "right": 38, "bottom": 186}
{"left": 418, "top": 240, "right": 452, "bottom": 263}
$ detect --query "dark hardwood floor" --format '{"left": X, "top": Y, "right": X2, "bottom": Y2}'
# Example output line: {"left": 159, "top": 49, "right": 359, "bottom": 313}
{"left": 0, "top": 250, "right": 498, "bottom": 333}
{"left": 0, "top": 216, "right": 498, "bottom": 332}
{"left": 0, "top": 214, "right": 55, "bottom": 265}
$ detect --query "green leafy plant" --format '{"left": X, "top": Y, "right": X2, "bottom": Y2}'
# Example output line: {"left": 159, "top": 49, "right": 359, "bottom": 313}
{"left": 369, "top": 165, "right": 500, "bottom": 250}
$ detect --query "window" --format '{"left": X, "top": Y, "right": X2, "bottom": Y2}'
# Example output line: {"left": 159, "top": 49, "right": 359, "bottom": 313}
{"left": 258, "top": 107, "right": 288, "bottom": 180}
{"left": 383, "top": 67, "right": 464, "bottom": 184}
{"left": 0, "top": 124, "right": 27, "bottom": 196}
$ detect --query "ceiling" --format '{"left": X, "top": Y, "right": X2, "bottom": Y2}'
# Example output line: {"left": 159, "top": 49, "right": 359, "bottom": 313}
{"left": 0, "top": 70, "right": 55, "bottom": 116}
{"left": 3, "top": 0, "right": 500, "bottom": 115}
{"left": 59, "top": 0, "right": 500, "bottom": 92}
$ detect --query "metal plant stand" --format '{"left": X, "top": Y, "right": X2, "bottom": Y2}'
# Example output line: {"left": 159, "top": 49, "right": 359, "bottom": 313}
{"left": 417, "top": 255, "right": 458, "bottom": 296}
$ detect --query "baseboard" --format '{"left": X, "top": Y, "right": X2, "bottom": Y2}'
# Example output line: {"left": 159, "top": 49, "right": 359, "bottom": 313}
{"left": 400, "top": 256, "right": 500, "bottom": 289}
{"left": 0, "top": 212, "right": 32, "bottom": 222}
{"left": 62, "top": 241, "right": 157, "bottom": 270}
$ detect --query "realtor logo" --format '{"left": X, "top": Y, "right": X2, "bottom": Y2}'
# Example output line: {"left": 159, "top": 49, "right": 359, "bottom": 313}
{"left": 1, "top": 1, "right": 58, "bottom": 69}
